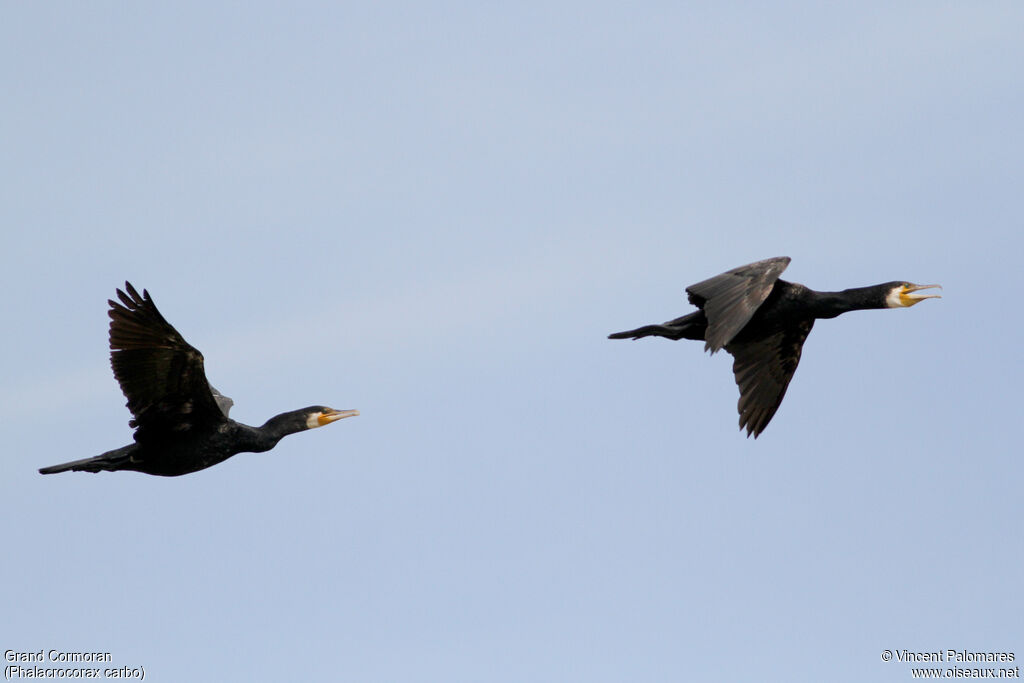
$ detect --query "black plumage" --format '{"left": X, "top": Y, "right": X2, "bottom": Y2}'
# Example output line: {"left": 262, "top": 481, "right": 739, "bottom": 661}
{"left": 609, "top": 257, "right": 939, "bottom": 437}
{"left": 39, "top": 283, "right": 358, "bottom": 476}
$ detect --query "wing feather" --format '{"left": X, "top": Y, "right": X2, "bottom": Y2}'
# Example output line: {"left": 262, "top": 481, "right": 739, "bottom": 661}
{"left": 108, "top": 283, "right": 228, "bottom": 442}
{"left": 686, "top": 256, "right": 790, "bottom": 352}
{"left": 725, "top": 319, "right": 812, "bottom": 438}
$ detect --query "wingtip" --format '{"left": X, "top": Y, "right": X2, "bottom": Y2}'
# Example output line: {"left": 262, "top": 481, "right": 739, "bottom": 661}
{"left": 116, "top": 287, "right": 133, "bottom": 308}
{"left": 112, "top": 282, "right": 157, "bottom": 314}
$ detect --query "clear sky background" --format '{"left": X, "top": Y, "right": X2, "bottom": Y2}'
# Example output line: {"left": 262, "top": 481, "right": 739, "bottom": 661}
{"left": 2, "top": 3, "right": 1021, "bottom": 681}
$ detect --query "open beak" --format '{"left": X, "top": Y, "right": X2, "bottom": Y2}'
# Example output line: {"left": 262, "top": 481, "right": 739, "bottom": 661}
{"left": 318, "top": 408, "right": 360, "bottom": 426}
{"left": 900, "top": 283, "right": 942, "bottom": 306}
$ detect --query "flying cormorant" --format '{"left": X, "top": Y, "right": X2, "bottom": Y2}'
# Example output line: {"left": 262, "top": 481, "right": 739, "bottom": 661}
{"left": 39, "top": 283, "right": 358, "bottom": 476}
{"left": 608, "top": 257, "right": 940, "bottom": 437}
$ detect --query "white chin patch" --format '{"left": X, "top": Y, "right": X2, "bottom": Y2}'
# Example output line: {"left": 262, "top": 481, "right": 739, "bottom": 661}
{"left": 885, "top": 288, "right": 905, "bottom": 308}
{"left": 306, "top": 413, "right": 323, "bottom": 429}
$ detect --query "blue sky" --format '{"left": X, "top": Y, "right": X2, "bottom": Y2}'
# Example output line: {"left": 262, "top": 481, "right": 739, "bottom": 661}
{"left": 2, "top": 3, "right": 1021, "bottom": 681}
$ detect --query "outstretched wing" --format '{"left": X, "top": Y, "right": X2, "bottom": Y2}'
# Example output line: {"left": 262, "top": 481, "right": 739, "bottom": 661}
{"left": 725, "top": 319, "right": 813, "bottom": 438}
{"left": 108, "top": 282, "right": 229, "bottom": 442}
{"left": 686, "top": 256, "right": 790, "bottom": 352}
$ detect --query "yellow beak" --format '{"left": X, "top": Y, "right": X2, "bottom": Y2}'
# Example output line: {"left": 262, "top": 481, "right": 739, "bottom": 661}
{"left": 900, "top": 283, "right": 942, "bottom": 307}
{"left": 317, "top": 408, "right": 360, "bottom": 426}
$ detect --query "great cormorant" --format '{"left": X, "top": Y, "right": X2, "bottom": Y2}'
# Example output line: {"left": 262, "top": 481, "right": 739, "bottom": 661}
{"left": 39, "top": 283, "right": 359, "bottom": 476}
{"left": 608, "top": 257, "right": 940, "bottom": 437}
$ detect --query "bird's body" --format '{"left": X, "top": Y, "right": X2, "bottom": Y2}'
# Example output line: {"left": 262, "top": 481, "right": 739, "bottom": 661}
{"left": 40, "top": 283, "right": 358, "bottom": 477}
{"left": 609, "top": 257, "right": 939, "bottom": 437}
{"left": 42, "top": 418, "right": 319, "bottom": 477}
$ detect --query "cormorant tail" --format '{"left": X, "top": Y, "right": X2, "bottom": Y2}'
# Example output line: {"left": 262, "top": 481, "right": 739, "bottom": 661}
{"left": 608, "top": 311, "right": 706, "bottom": 341}
{"left": 39, "top": 445, "right": 135, "bottom": 475}
{"left": 609, "top": 324, "right": 680, "bottom": 340}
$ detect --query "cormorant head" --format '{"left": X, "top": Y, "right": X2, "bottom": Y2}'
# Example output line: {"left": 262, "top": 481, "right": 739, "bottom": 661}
{"left": 303, "top": 406, "right": 360, "bottom": 429}
{"left": 884, "top": 282, "right": 942, "bottom": 308}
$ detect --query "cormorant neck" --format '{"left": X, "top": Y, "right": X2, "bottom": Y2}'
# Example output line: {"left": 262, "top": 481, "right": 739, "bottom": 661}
{"left": 236, "top": 411, "right": 311, "bottom": 453}
{"left": 261, "top": 412, "right": 309, "bottom": 440}
{"left": 810, "top": 285, "right": 889, "bottom": 319}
